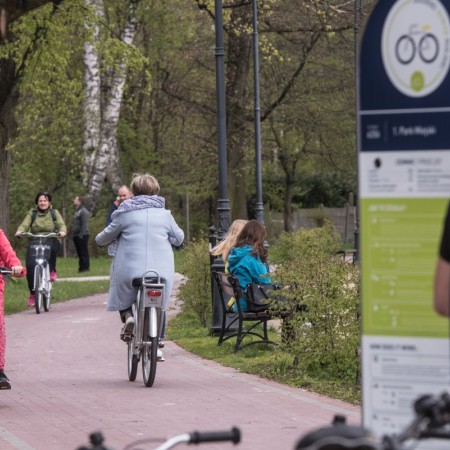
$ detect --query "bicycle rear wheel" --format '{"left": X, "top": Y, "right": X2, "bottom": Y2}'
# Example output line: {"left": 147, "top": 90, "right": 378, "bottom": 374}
{"left": 35, "top": 269, "right": 43, "bottom": 315}
{"left": 142, "top": 307, "right": 158, "bottom": 387}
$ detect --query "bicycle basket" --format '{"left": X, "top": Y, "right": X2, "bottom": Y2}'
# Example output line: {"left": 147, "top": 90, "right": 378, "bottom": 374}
{"left": 30, "top": 243, "right": 52, "bottom": 260}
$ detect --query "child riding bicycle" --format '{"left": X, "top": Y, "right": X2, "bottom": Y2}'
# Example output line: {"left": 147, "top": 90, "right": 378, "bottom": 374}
{"left": 0, "top": 228, "right": 26, "bottom": 390}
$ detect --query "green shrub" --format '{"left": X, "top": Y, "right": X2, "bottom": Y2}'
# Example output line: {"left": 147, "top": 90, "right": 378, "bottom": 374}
{"left": 272, "top": 224, "right": 360, "bottom": 384}
{"left": 177, "top": 239, "right": 212, "bottom": 327}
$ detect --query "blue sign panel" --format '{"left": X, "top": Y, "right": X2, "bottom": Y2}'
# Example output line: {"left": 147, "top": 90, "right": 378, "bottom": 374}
{"left": 361, "top": 110, "right": 450, "bottom": 151}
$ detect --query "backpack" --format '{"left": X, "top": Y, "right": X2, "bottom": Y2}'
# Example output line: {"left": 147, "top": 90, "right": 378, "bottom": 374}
{"left": 31, "top": 208, "right": 59, "bottom": 231}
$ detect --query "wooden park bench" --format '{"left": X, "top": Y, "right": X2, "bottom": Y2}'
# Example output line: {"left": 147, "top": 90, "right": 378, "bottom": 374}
{"left": 211, "top": 271, "right": 299, "bottom": 352}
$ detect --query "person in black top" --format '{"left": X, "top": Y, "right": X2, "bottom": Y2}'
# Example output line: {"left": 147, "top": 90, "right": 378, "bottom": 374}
{"left": 72, "top": 196, "right": 90, "bottom": 272}
{"left": 434, "top": 202, "right": 450, "bottom": 316}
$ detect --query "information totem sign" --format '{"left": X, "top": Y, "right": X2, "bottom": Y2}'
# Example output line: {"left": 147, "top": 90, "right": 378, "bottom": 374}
{"left": 359, "top": 0, "right": 450, "bottom": 447}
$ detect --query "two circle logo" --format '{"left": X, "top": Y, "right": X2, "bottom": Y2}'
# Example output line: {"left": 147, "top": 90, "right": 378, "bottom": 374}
{"left": 382, "top": 0, "right": 450, "bottom": 97}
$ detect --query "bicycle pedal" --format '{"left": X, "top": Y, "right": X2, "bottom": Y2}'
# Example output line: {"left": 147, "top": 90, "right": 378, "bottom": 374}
{"left": 120, "top": 332, "right": 133, "bottom": 343}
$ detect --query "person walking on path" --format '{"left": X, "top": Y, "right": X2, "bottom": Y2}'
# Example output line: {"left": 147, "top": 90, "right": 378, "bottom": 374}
{"left": 95, "top": 173, "right": 184, "bottom": 360}
{"left": 15, "top": 191, "right": 66, "bottom": 306}
{"left": 0, "top": 228, "right": 25, "bottom": 389}
{"left": 72, "top": 196, "right": 91, "bottom": 273}
{"left": 105, "top": 185, "right": 133, "bottom": 226}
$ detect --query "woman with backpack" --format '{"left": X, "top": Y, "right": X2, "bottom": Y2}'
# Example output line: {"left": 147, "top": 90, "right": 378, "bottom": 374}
{"left": 15, "top": 191, "right": 66, "bottom": 307}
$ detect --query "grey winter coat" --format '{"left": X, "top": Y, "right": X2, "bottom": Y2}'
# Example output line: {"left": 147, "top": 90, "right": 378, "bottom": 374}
{"left": 95, "top": 196, "right": 184, "bottom": 312}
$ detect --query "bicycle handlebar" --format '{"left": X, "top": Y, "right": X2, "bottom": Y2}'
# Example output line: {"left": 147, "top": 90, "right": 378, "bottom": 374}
{"left": 17, "top": 232, "right": 61, "bottom": 238}
{"left": 189, "top": 427, "right": 241, "bottom": 444}
{"left": 295, "top": 392, "right": 450, "bottom": 450}
{"left": 0, "top": 267, "right": 12, "bottom": 275}
{"left": 153, "top": 427, "right": 240, "bottom": 450}
{"left": 381, "top": 392, "right": 450, "bottom": 449}
{"left": 81, "top": 427, "right": 241, "bottom": 450}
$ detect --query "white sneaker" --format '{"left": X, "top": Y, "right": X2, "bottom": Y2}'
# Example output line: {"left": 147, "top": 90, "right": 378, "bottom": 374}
{"left": 120, "top": 316, "right": 135, "bottom": 341}
{"left": 157, "top": 349, "right": 165, "bottom": 362}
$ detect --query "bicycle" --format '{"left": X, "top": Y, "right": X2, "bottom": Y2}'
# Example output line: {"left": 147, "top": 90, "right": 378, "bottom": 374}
{"left": 127, "top": 269, "right": 165, "bottom": 387}
{"left": 77, "top": 427, "right": 241, "bottom": 450}
{"left": 395, "top": 24, "right": 439, "bottom": 65}
{"left": 294, "top": 391, "right": 450, "bottom": 450}
{"left": 18, "top": 232, "right": 60, "bottom": 314}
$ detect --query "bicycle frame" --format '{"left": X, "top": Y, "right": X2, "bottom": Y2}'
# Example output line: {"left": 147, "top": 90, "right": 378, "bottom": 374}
{"left": 134, "top": 271, "right": 164, "bottom": 348}
{"left": 128, "top": 269, "right": 165, "bottom": 387}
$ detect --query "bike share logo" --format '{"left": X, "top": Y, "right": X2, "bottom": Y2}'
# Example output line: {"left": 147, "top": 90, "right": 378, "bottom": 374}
{"left": 382, "top": 0, "right": 450, "bottom": 97}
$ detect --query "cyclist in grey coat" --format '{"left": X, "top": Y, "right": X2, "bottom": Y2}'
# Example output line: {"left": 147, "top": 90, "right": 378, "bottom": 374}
{"left": 95, "top": 173, "right": 184, "bottom": 347}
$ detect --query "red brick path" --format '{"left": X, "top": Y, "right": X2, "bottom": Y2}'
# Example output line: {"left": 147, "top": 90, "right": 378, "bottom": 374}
{"left": 0, "top": 275, "right": 360, "bottom": 450}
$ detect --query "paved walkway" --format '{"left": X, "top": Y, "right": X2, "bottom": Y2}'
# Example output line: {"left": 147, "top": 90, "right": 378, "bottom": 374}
{"left": 0, "top": 275, "right": 360, "bottom": 450}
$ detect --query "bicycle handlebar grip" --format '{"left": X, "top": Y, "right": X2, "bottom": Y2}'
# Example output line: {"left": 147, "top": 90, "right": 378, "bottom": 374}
{"left": 189, "top": 427, "right": 241, "bottom": 445}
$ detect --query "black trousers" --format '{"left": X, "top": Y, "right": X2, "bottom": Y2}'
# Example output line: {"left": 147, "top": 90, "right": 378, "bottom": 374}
{"left": 26, "top": 240, "right": 61, "bottom": 293}
{"left": 73, "top": 235, "right": 90, "bottom": 272}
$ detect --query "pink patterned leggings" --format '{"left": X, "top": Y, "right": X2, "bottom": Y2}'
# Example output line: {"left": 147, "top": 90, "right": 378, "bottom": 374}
{"left": 0, "top": 289, "right": 5, "bottom": 370}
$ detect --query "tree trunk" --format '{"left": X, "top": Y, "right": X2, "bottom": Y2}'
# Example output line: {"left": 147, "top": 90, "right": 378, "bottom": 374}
{"left": 83, "top": 0, "right": 138, "bottom": 211}
{"left": 283, "top": 176, "right": 294, "bottom": 233}
{"left": 82, "top": 0, "right": 103, "bottom": 198}
{"left": 226, "top": 2, "right": 252, "bottom": 220}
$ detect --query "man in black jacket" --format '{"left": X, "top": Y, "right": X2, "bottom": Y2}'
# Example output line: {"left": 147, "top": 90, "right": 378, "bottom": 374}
{"left": 72, "top": 196, "right": 90, "bottom": 273}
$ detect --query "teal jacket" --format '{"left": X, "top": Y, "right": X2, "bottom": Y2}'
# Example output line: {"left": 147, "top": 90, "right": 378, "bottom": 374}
{"left": 227, "top": 245, "right": 271, "bottom": 312}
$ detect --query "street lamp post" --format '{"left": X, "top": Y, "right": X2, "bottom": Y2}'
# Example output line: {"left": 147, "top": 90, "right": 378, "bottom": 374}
{"left": 252, "top": 0, "right": 264, "bottom": 225}
{"left": 353, "top": 0, "right": 362, "bottom": 263}
{"left": 211, "top": 0, "right": 232, "bottom": 334}
{"left": 215, "top": 0, "right": 231, "bottom": 238}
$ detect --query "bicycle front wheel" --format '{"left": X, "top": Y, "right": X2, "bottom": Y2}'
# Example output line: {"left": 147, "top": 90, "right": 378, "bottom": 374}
{"left": 35, "top": 268, "right": 43, "bottom": 315}
{"left": 142, "top": 307, "right": 158, "bottom": 387}
{"left": 43, "top": 271, "right": 51, "bottom": 312}
{"left": 128, "top": 339, "right": 139, "bottom": 382}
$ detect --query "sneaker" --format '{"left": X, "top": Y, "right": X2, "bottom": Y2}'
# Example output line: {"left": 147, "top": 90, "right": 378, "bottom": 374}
{"left": 158, "top": 339, "right": 165, "bottom": 348}
{"left": 157, "top": 349, "right": 165, "bottom": 362}
{"left": 120, "top": 316, "right": 135, "bottom": 342}
{"left": 0, "top": 371, "right": 11, "bottom": 390}
{"left": 50, "top": 271, "right": 58, "bottom": 282}
{"left": 27, "top": 294, "right": 35, "bottom": 307}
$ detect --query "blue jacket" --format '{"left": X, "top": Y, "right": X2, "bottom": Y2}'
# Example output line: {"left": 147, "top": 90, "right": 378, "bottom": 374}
{"left": 227, "top": 245, "right": 271, "bottom": 312}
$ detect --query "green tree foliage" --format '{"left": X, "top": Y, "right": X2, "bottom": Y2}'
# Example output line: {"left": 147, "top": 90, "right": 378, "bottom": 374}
{"left": 0, "top": 0, "right": 373, "bottom": 238}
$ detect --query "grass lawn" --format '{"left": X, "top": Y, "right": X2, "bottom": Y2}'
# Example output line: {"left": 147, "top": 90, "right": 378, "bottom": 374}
{"left": 167, "top": 310, "right": 360, "bottom": 404}
{"left": 4, "top": 256, "right": 112, "bottom": 314}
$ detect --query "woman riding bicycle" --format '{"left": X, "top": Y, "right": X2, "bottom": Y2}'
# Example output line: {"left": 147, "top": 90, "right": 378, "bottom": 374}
{"left": 95, "top": 173, "right": 184, "bottom": 359}
{"left": 0, "top": 228, "right": 25, "bottom": 389}
{"left": 15, "top": 191, "right": 66, "bottom": 307}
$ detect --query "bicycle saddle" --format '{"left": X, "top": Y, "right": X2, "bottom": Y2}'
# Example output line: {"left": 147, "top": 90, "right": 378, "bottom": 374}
{"left": 132, "top": 276, "right": 166, "bottom": 287}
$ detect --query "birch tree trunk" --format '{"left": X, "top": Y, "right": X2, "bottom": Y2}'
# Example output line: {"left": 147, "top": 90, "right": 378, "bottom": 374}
{"left": 83, "top": 0, "right": 139, "bottom": 211}
{"left": 83, "top": 0, "right": 103, "bottom": 199}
